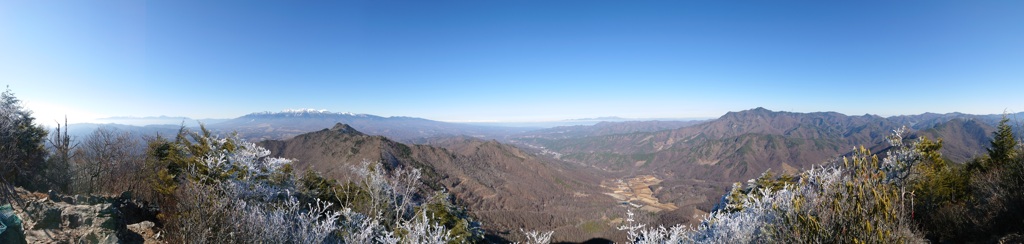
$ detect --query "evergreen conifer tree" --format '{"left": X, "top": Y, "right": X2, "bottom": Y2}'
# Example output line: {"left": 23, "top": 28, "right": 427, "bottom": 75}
{"left": 0, "top": 86, "right": 48, "bottom": 191}
{"left": 987, "top": 115, "right": 1017, "bottom": 167}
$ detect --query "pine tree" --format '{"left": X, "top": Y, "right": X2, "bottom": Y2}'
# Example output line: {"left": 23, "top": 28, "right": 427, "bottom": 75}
{"left": 0, "top": 86, "right": 48, "bottom": 191}
{"left": 987, "top": 115, "right": 1017, "bottom": 168}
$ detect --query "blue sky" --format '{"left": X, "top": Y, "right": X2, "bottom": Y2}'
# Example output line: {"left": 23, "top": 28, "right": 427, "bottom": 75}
{"left": 2, "top": 1, "right": 1023, "bottom": 124}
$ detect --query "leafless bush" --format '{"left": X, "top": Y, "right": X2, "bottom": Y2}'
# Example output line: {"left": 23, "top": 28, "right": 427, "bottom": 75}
{"left": 168, "top": 179, "right": 232, "bottom": 243}
{"left": 43, "top": 118, "right": 74, "bottom": 194}
{"left": 71, "top": 127, "right": 146, "bottom": 195}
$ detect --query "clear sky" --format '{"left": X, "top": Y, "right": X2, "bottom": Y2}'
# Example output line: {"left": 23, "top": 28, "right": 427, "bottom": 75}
{"left": 2, "top": 1, "right": 1023, "bottom": 124}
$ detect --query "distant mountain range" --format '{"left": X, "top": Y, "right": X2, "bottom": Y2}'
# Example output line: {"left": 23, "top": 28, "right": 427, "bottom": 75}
{"left": 68, "top": 110, "right": 704, "bottom": 143}
{"left": 65, "top": 110, "right": 527, "bottom": 143}
{"left": 463, "top": 116, "right": 706, "bottom": 128}
{"left": 64, "top": 123, "right": 183, "bottom": 141}
{"left": 515, "top": 120, "right": 707, "bottom": 140}
{"left": 92, "top": 115, "right": 229, "bottom": 126}
{"left": 206, "top": 110, "right": 531, "bottom": 142}
{"left": 519, "top": 108, "right": 1020, "bottom": 174}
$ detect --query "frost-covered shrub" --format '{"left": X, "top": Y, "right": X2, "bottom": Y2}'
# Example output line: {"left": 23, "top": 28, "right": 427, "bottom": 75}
{"left": 352, "top": 160, "right": 422, "bottom": 226}
{"left": 395, "top": 211, "right": 452, "bottom": 244}
{"left": 519, "top": 228, "right": 554, "bottom": 244}
{"left": 773, "top": 146, "right": 921, "bottom": 243}
{"left": 619, "top": 209, "right": 693, "bottom": 244}
{"left": 299, "top": 159, "right": 483, "bottom": 243}
{"left": 160, "top": 128, "right": 471, "bottom": 243}
{"left": 167, "top": 134, "right": 342, "bottom": 243}
{"left": 619, "top": 128, "right": 925, "bottom": 243}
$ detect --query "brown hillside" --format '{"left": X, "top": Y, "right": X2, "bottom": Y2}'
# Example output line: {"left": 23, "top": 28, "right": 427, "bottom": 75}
{"left": 918, "top": 118, "right": 994, "bottom": 163}
{"left": 525, "top": 108, "right": 897, "bottom": 178}
{"left": 519, "top": 108, "right": 1000, "bottom": 224}
{"left": 259, "top": 124, "right": 624, "bottom": 243}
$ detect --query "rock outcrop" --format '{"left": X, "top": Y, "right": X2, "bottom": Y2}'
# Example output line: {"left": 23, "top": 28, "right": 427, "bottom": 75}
{"left": 1, "top": 188, "right": 162, "bottom": 244}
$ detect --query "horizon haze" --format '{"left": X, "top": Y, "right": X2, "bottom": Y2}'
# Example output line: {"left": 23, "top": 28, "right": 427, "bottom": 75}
{"left": 2, "top": 1, "right": 1023, "bottom": 124}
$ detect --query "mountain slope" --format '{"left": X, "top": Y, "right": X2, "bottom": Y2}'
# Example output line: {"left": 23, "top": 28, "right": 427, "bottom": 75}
{"left": 523, "top": 108, "right": 1003, "bottom": 179}
{"left": 917, "top": 118, "right": 995, "bottom": 163}
{"left": 522, "top": 108, "right": 897, "bottom": 176}
{"left": 258, "top": 124, "right": 621, "bottom": 242}
{"left": 517, "top": 108, "right": 1004, "bottom": 221}
{"left": 888, "top": 112, "right": 1024, "bottom": 130}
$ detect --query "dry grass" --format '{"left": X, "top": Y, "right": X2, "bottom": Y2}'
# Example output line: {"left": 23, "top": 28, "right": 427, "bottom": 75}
{"left": 602, "top": 175, "right": 678, "bottom": 212}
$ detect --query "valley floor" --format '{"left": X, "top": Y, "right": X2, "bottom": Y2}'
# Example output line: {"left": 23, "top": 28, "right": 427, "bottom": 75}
{"left": 601, "top": 175, "right": 678, "bottom": 213}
